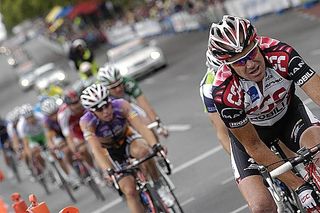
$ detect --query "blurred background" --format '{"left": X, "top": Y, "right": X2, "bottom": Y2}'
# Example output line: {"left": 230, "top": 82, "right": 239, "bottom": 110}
{"left": 1, "top": 0, "right": 320, "bottom": 212}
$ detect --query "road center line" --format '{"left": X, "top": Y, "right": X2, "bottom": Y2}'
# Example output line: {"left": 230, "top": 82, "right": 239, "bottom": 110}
{"left": 181, "top": 197, "right": 195, "bottom": 206}
{"left": 91, "top": 198, "right": 123, "bottom": 213}
{"left": 230, "top": 204, "right": 248, "bottom": 213}
{"left": 172, "top": 146, "right": 223, "bottom": 174}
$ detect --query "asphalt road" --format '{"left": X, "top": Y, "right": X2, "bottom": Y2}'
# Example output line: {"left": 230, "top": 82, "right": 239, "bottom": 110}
{"left": 1, "top": 8, "right": 320, "bottom": 213}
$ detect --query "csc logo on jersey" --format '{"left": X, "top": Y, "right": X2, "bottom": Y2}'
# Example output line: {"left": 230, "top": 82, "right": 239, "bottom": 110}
{"left": 225, "top": 80, "right": 242, "bottom": 107}
{"left": 266, "top": 53, "right": 288, "bottom": 73}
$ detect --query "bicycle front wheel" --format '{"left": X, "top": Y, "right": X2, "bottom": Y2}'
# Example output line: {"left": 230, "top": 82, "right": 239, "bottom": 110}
{"left": 144, "top": 183, "right": 169, "bottom": 213}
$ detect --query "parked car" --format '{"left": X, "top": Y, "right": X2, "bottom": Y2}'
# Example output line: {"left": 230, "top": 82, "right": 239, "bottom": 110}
{"left": 33, "top": 63, "right": 69, "bottom": 92}
{"left": 105, "top": 38, "right": 167, "bottom": 79}
{"left": 18, "top": 68, "right": 37, "bottom": 91}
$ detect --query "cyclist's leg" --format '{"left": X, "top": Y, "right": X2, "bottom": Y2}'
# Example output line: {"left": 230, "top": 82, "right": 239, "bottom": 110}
{"left": 129, "top": 138, "right": 159, "bottom": 181}
{"left": 231, "top": 135, "right": 277, "bottom": 213}
{"left": 30, "top": 143, "right": 45, "bottom": 168}
{"left": 118, "top": 175, "right": 144, "bottom": 213}
{"left": 76, "top": 142, "right": 95, "bottom": 168}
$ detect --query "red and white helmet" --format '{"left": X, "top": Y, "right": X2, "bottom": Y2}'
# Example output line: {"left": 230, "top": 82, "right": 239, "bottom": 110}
{"left": 208, "top": 15, "right": 257, "bottom": 61}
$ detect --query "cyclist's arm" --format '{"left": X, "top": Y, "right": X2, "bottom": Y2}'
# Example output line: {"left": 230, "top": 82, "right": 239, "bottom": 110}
{"left": 79, "top": 123, "right": 112, "bottom": 170}
{"left": 207, "top": 112, "right": 231, "bottom": 155}
{"left": 43, "top": 128, "right": 56, "bottom": 150}
{"left": 136, "top": 95, "right": 158, "bottom": 122}
{"left": 301, "top": 74, "right": 320, "bottom": 106}
{"left": 22, "top": 137, "right": 31, "bottom": 158}
{"left": 65, "top": 135, "right": 76, "bottom": 153}
{"left": 230, "top": 122, "right": 304, "bottom": 189}
{"left": 124, "top": 101, "right": 158, "bottom": 147}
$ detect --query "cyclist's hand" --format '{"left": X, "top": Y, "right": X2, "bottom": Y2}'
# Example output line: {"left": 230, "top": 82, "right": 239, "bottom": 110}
{"left": 104, "top": 168, "right": 115, "bottom": 186}
{"left": 157, "top": 125, "right": 169, "bottom": 138}
{"left": 296, "top": 182, "right": 320, "bottom": 210}
{"left": 152, "top": 143, "right": 168, "bottom": 155}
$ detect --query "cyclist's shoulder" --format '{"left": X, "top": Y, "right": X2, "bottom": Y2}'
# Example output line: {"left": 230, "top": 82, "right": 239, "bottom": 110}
{"left": 258, "top": 36, "right": 294, "bottom": 54}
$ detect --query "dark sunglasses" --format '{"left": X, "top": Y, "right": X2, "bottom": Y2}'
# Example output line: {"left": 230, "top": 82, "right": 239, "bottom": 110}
{"left": 94, "top": 102, "right": 111, "bottom": 112}
{"left": 226, "top": 42, "right": 258, "bottom": 66}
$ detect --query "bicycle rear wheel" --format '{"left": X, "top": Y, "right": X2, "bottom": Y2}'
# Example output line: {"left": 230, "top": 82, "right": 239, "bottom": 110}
{"left": 7, "top": 151, "right": 21, "bottom": 183}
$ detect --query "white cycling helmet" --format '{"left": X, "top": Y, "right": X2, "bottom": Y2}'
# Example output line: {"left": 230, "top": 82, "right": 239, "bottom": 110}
{"left": 20, "top": 104, "right": 34, "bottom": 118}
{"left": 79, "top": 62, "right": 92, "bottom": 74}
{"left": 97, "top": 64, "right": 123, "bottom": 89}
{"left": 206, "top": 49, "right": 222, "bottom": 71}
{"left": 71, "top": 39, "right": 87, "bottom": 49}
{"left": 40, "top": 97, "right": 59, "bottom": 116}
{"left": 6, "top": 107, "right": 21, "bottom": 123}
{"left": 80, "top": 83, "right": 110, "bottom": 111}
{"left": 208, "top": 15, "right": 257, "bottom": 61}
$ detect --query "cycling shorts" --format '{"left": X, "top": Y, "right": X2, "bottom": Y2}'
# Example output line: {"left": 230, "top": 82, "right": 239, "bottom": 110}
{"left": 107, "top": 128, "right": 142, "bottom": 164}
{"left": 231, "top": 95, "right": 320, "bottom": 183}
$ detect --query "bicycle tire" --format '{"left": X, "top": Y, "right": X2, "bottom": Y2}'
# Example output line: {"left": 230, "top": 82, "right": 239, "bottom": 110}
{"left": 157, "top": 165, "right": 184, "bottom": 213}
{"left": 50, "top": 161, "right": 77, "bottom": 203}
{"left": 145, "top": 183, "right": 169, "bottom": 213}
{"left": 87, "top": 179, "right": 106, "bottom": 201}
{"left": 7, "top": 152, "right": 21, "bottom": 183}
{"left": 39, "top": 175, "right": 51, "bottom": 195}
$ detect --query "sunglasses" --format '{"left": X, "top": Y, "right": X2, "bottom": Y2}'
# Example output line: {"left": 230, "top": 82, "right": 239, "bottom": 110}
{"left": 91, "top": 98, "right": 111, "bottom": 112}
{"left": 225, "top": 42, "right": 259, "bottom": 66}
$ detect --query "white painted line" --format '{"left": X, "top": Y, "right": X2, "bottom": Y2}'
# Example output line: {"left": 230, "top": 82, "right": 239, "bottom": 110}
{"left": 172, "top": 146, "right": 223, "bottom": 174}
{"left": 91, "top": 146, "right": 223, "bottom": 212}
{"left": 310, "top": 49, "right": 320, "bottom": 56}
{"left": 221, "top": 177, "right": 234, "bottom": 185}
{"left": 167, "top": 124, "right": 192, "bottom": 132}
{"left": 91, "top": 198, "right": 123, "bottom": 213}
{"left": 230, "top": 204, "right": 248, "bottom": 213}
{"left": 181, "top": 197, "right": 195, "bottom": 206}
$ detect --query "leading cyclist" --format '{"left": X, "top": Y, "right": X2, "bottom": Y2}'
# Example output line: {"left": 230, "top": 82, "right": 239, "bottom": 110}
{"left": 207, "top": 15, "right": 320, "bottom": 212}
{"left": 79, "top": 83, "right": 172, "bottom": 213}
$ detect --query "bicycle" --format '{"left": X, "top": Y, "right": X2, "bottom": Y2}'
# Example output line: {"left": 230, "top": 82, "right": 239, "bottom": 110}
{"left": 71, "top": 151, "right": 106, "bottom": 201}
{"left": 109, "top": 143, "right": 184, "bottom": 213}
{"left": 248, "top": 143, "right": 320, "bottom": 212}
{"left": 2, "top": 142, "right": 21, "bottom": 183}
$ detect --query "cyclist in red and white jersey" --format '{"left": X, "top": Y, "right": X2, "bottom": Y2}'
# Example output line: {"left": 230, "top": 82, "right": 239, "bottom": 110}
{"left": 207, "top": 15, "right": 320, "bottom": 212}
{"left": 57, "top": 89, "right": 95, "bottom": 171}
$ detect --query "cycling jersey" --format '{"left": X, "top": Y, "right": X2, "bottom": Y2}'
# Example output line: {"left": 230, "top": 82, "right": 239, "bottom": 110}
{"left": 112, "top": 76, "right": 143, "bottom": 102}
{"left": 18, "top": 116, "right": 46, "bottom": 147}
{"left": 0, "top": 119, "right": 8, "bottom": 148}
{"left": 57, "top": 103, "right": 85, "bottom": 142}
{"left": 199, "top": 68, "right": 217, "bottom": 113}
{"left": 80, "top": 99, "right": 140, "bottom": 162}
{"left": 43, "top": 116, "right": 65, "bottom": 139}
{"left": 212, "top": 36, "right": 316, "bottom": 128}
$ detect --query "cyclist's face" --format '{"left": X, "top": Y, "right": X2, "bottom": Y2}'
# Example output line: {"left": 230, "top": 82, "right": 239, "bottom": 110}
{"left": 69, "top": 101, "right": 83, "bottom": 113}
{"left": 109, "top": 83, "right": 125, "bottom": 98}
{"left": 26, "top": 115, "right": 36, "bottom": 124}
{"left": 93, "top": 102, "right": 113, "bottom": 122}
{"left": 227, "top": 42, "right": 266, "bottom": 82}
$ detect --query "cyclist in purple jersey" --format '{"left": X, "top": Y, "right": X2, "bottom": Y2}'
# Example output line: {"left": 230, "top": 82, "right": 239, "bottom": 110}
{"left": 207, "top": 15, "right": 320, "bottom": 212}
{"left": 41, "top": 98, "right": 74, "bottom": 178}
{"left": 80, "top": 83, "right": 168, "bottom": 213}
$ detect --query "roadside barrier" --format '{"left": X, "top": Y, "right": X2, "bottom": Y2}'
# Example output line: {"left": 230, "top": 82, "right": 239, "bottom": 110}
{"left": 10, "top": 193, "right": 79, "bottom": 213}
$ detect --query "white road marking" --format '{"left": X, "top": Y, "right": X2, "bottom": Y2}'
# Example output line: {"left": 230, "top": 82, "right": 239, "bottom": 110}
{"left": 181, "top": 197, "right": 195, "bottom": 206}
{"left": 172, "top": 146, "right": 223, "bottom": 174}
{"left": 91, "top": 146, "right": 223, "bottom": 212}
{"left": 221, "top": 177, "right": 234, "bottom": 185}
{"left": 167, "top": 124, "right": 192, "bottom": 132}
{"left": 91, "top": 198, "right": 123, "bottom": 213}
{"left": 310, "top": 49, "right": 320, "bottom": 55}
{"left": 230, "top": 204, "right": 248, "bottom": 213}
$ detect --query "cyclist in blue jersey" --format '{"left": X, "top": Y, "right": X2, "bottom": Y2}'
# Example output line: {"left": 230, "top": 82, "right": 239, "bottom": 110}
{"left": 79, "top": 83, "right": 172, "bottom": 213}
{"left": 206, "top": 15, "right": 320, "bottom": 212}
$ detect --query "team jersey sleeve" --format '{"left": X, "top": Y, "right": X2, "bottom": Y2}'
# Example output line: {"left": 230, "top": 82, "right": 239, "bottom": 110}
{"left": 79, "top": 116, "right": 94, "bottom": 141}
{"left": 212, "top": 77, "right": 248, "bottom": 128}
{"left": 199, "top": 69, "right": 217, "bottom": 113}
{"left": 287, "top": 48, "right": 316, "bottom": 87}
{"left": 123, "top": 77, "right": 143, "bottom": 98}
